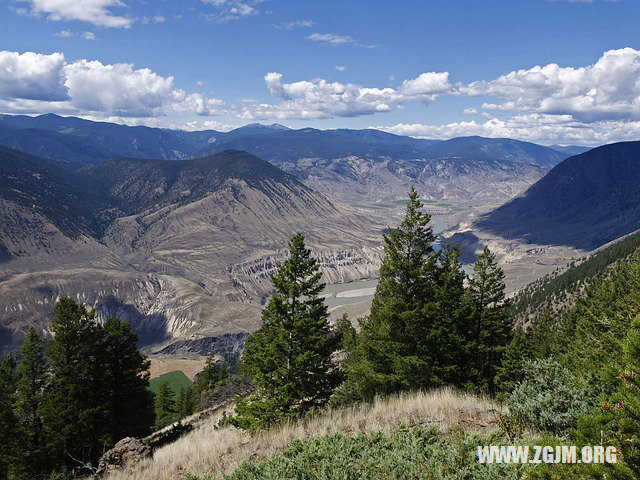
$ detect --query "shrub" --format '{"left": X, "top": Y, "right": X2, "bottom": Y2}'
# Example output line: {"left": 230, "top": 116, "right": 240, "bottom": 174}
{"left": 508, "top": 358, "right": 589, "bottom": 433}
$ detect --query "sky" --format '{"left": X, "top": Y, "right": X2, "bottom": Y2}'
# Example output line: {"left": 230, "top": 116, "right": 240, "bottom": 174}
{"left": 1, "top": 0, "right": 639, "bottom": 145}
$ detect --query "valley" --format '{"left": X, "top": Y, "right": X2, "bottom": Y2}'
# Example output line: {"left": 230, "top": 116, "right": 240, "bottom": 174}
{"left": 0, "top": 114, "right": 625, "bottom": 365}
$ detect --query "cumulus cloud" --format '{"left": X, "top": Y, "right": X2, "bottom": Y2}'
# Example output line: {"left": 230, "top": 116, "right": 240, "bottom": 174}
{"left": 56, "top": 30, "right": 72, "bottom": 38}
{"left": 463, "top": 107, "right": 478, "bottom": 115}
{"left": 17, "top": 0, "right": 131, "bottom": 28}
{"left": 82, "top": 31, "right": 95, "bottom": 40}
{"left": 335, "top": 65, "right": 347, "bottom": 72}
{"left": 461, "top": 48, "right": 640, "bottom": 123}
{"left": 0, "top": 51, "right": 225, "bottom": 118}
{"left": 240, "top": 70, "right": 452, "bottom": 119}
{"left": 375, "top": 113, "right": 640, "bottom": 146}
{"left": 0, "top": 51, "right": 69, "bottom": 101}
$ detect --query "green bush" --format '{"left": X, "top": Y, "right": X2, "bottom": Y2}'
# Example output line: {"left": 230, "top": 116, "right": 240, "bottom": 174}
{"left": 508, "top": 358, "right": 589, "bottom": 433}
{"left": 190, "top": 426, "right": 536, "bottom": 480}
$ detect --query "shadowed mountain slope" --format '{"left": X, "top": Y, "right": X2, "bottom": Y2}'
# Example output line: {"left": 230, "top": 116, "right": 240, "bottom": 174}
{"left": 477, "top": 141, "right": 640, "bottom": 249}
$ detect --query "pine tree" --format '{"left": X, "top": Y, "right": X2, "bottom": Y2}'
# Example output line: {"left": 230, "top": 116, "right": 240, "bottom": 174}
{"left": 99, "top": 317, "right": 155, "bottom": 444}
{"left": 493, "top": 326, "right": 531, "bottom": 397}
{"left": 576, "top": 314, "right": 640, "bottom": 477}
{"left": 14, "top": 327, "right": 49, "bottom": 478}
{"left": 232, "top": 232, "right": 340, "bottom": 430}
{"left": 0, "top": 357, "right": 18, "bottom": 479}
{"left": 175, "top": 386, "right": 197, "bottom": 419}
{"left": 469, "top": 245, "right": 512, "bottom": 393}
{"left": 431, "top": 244, "right": 475, "bottom": 388}
{"left": 340, "top": 187, "right": 440, "bottom": 401}
{"left": 154, "top": 381, "right": 175, "bottom": 429}
{"left": 41, "top": 297, "right": 104, "bottom": 472}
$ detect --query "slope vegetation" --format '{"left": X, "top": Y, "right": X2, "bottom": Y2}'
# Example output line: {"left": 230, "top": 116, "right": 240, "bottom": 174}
{"left": 105, "top": 389, "right": 503, "bottom": 480}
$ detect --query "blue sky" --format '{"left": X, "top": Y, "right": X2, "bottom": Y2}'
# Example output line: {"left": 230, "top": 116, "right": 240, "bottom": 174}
{"left": 1, "top": 0, "right": 639, "bottom": 145}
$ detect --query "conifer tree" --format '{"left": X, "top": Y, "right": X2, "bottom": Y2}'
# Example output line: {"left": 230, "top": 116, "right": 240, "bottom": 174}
{"left": 14, "top": 327, "right": 49, "bottom": 478}
{"left": 232, "top": 232, "right": 340, "bottom": 430}
{"left": 0, "top": 357, "right": 17, "bottom": 479}
{"left": 469, "top": 245, "right": 512, "bottom": 392}
{"left": 41, "top": 297, "right": 104, "bottom": 472}
{"left": 341, "top": 187, "right": 441, "bottom": 401}
{"left": 154, "top": 381, "right": 175, "bottom": 429}
{"left": 577, "top": 315, "right": 640, "bottom": 477}
{"left": 494, "top": 327, "right": 531, "bottom": 397}
{"left": 431, "top": 244, "right": 474, "bottom": 388}
{"left": 99, "top": 317, "right": 155, "bottom": 443}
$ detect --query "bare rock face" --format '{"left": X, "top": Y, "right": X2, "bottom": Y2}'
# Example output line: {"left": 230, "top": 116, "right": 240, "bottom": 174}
{"left": 95, "top": 437, "right": 153, "bottom": 477}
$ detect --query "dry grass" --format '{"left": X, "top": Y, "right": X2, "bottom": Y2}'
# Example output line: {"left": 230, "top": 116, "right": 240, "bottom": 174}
{"left": 106, "top": 388, "right": 503, "bottom": 480}
{"left": 148, "top": 355, "right": 208, "bottom": 380}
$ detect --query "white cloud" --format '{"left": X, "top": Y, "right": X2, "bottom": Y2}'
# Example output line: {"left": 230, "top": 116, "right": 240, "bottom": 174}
{"left": 375, "top": 113, "right": 640, "bottom": 146}
{"left": 0, "top": 51, "right": 68, "bottom": 101}
{"left": 0, "top": 51, "right": 225, "bottom": 119}
{"left": 56, "top": 30, "right": 72, "bottom": 37}
{"left": 275, "top": 19, "right": 313, "bottom": 29}
{"left": 307, "top": 33, "right": 354, "bottom": 46}
{"left": 231, "top": 71, "right": 452, "bottom": 119}
{"left": 201, "top": 0, "right": 262, "bottom": 22}
{"left": 461, "top": 48, "right": 640, "bottom": 123}
{"left": 335, "top": 65, "right": 347, "bottom": 72}
{"left": 82, "top": 31, "right": 95, "bottom": 40}
{"left": 17, "top": 0, "right": 131, "bottom": 28}
{"left": 463, "top": 107, "right": 478, "bottom": 115}
{"left": 153, "top": 15, "right": 166, "bottom": 23}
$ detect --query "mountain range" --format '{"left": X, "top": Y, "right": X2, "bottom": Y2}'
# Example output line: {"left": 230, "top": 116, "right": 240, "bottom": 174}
{"left": 0, "top": 114, "right": 588, "bottom": 205}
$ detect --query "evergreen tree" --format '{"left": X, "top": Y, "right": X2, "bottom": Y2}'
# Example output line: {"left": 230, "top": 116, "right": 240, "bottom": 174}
{"left": 232, "top": 232, "right": 340, "bottom": 430}
{"left": 14, "top": 327, "right": 49, "bottom": 478}
{"left": 340, "top": 187, "right": 440, "bottom": 401}
{"left": 40, "top": 297, "right": 104, "bottom": 473}
{"left": 576, "top": 314, "right": 640, "bottom": 477}
{"left": 0, "top": 357, "right": 17, "bottom": 479}
{"left": 493, "top": 327, "right": 532, "bottom": 397}
{"left": 175, "top": 386, "right": 197, "bottom": 419}
{"left": 99, "top": 317, "right": 155, "bottom": 444}
{"left": 154, "top": 381, "right": 175, "bottom": 429}
{"left": 469, "top": 245, "right": 512, "bottom": 393}
{"left": 431, "top": 244, "right": 475, "bottom": 388}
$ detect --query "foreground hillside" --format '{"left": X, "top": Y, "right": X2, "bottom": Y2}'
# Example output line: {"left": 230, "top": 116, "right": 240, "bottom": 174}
{"left": 105, "top": 389, "right": 509, "bottom": 480}
{"left": 0, "top": 147, "right": 382, "bottom": 356}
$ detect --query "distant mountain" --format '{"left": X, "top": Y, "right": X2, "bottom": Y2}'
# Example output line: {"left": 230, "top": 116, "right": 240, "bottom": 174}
{"left": 550, "top": 145, "right": 592, "bottom": 156}
{"left": 0, "top": 146, "right": 381, "bottom": 356}
{"left": 0, "top": 113, "right": 196, "bottom": 160}
{"left": 477, "top": 141, "right": 640, "bottom": 249}
{"left": 196, "top": 130, "right": 572, "bottom": 204}
{"left": 0, "top": 114, "right": 584, "bottom": 205}
{"left": 424, "top": 136, "right": 566, "bottom": 167}
{"left": 0, "top": 125, "right": 112, "bottom": 169}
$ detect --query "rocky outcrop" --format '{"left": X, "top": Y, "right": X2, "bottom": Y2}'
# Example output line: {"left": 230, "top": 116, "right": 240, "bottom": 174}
{"left": 154, "top": 332, "right": 250, "bottom": 358}
{"left": 95, "top": 437, "right": 153, "bottom": 478}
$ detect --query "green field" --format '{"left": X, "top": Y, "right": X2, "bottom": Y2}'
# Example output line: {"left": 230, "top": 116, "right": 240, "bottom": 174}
{"left": 149, "top": 370, "right": 193, "bottom": 400}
